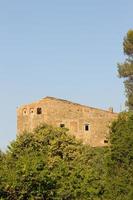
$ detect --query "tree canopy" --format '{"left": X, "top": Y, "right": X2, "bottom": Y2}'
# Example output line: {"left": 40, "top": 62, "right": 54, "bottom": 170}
{"left": 105, "top": 112, "right": 133, "bottom": 200}
{"left": 0, "top": 116, "right": 133, "bottom": 199}
{"left": 0, "top": 124, "right": 106, "bottom": 200}
{"left": 118, "top": 30, "right": 133, "bottom": 110}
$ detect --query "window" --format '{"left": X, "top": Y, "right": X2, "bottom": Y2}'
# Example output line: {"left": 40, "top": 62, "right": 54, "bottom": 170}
{"left": 84, "top": 124, "right": 90, "bottom": 131}
{"left": 37, "top": 107, "right": 42, "bottom": 115}
{"left": 23, "top": 108, "right": 27, "bottom": 115}
{"left": 60, "top": 124, "right": 65, "bottom": 128}
{"left": 30, "top": 108, "right": 34, "bottom": 114}
{"left": 104, "top": 140, "right": 108, "bottom": 144}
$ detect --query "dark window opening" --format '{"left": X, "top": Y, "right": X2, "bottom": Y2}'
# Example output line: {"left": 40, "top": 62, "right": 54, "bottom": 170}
{"left": 30, "top": 108, "right": 34, "bottom": 114}
{"left": 37, "top": 107, "right": 42, "bottom": 115}
{"left": 85, "top": 124, "right": 90, "bottom": 131}
{"left": 60, "top": 124, "right": 65, "bottom": 128}
{"left": 104, "top": 140, "right": 108, "bottom": 144}
{"left": 23, "top": 109, "right": 27, "bottom": 115}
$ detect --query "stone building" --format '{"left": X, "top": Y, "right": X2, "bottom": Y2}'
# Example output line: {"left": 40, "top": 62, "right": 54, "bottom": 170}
{"left": 17, "top": 96, "right": 118, "bottom": 147}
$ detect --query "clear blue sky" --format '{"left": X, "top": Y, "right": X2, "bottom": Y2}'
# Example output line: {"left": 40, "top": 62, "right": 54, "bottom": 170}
{"left": 0, "top": 0, "right": 132, "bottom": 150}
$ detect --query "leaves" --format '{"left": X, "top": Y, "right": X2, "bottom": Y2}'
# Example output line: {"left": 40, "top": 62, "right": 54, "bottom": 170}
{"left": 1, "top": 113, "right": 133, "bottom": 199}
{"left": 105, "top": 112, "right": 133, "bottom": 200}
{"left": 0, "top": 124, "right": 106, "bottom": 200}
{"left": 117, "top": 30, "right": 133, "bottom": 110}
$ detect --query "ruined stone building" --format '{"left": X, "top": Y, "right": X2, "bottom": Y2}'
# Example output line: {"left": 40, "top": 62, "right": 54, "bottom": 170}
{"left": 17, "top": 97, "right": 118, "bottom": 147}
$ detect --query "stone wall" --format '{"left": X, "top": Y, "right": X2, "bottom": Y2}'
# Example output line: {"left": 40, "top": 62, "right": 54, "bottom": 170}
{"left": 17, "top": 97, "right": 118, "bottom": 147}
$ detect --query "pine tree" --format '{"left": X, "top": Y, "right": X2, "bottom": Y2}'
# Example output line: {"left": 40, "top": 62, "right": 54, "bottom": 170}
{"left": 118, "top": 30, "right": 133, "bottom": 110}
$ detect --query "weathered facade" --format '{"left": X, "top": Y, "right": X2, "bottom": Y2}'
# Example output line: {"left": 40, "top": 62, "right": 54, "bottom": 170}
{"left": 17, "top": 97, "right": 118, "bottom": 147}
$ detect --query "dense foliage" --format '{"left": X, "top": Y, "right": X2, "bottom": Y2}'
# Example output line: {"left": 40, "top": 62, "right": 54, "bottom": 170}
{"left": 0, "top": 125, "right": 106, "bottom": 200}
{"left": 105, "top": 112, "right": 133, "bottom": 200}
{"left": 0, "top": 111, "right": 133, "bottom": 199}
{"left": 117, "top": 30, "right": 133, "bottom": 110}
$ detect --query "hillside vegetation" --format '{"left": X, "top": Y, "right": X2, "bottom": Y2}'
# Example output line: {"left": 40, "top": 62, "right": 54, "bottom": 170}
{"left": 0, "top": 112, "right": 133, "bottom": 200}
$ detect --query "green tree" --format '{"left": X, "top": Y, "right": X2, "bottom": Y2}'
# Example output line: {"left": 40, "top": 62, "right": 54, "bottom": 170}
{"left": 105, "top": 112, "right": 133, "bottom": 200}
{"left": 118, "top": 30, "right": 133, "bottom": 110}
{"left": 0, "top": 124, "right": 106, "bottom": 200}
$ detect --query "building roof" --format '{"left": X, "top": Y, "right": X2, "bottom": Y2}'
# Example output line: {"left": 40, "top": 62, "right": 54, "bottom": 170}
{"left": 18, "top": 96, "right": 118, "bottom": 115}
{"left": 42, "top": 96, "right": 118, "bottom": 114}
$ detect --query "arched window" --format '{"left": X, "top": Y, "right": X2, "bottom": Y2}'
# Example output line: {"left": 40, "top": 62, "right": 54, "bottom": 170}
{"left": 30, "top": 108, "right": 34, "bottom": 114}
{"left": 37, "top": 107, "right": 42, "bottom": 115}
{"left": 23, "top": 108, "right": 27, "bottom": 115}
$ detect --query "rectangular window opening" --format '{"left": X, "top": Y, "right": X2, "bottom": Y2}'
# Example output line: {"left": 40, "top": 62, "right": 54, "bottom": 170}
{"left": 60, "top": 124, "right": 65, "bottom": 128}
{"left": 85, "top": 124, "right": 90, "bottom": 131}
{"left": 37, "top": 107, "right": 42, "bottom": 115}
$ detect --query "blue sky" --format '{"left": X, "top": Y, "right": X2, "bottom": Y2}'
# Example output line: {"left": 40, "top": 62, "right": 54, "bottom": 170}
{"left": 0, "top": 0, "right": 133, "bottom": 150}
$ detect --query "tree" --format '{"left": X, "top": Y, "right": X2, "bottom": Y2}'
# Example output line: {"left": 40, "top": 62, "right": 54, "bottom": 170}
{"left": 118, "top": 30, "right": 133, "bottom": 110}
{"left": 0, "top": 124, "right": 106, "bottom": 200}
{"left": 105, "top": 112, "right": 133, "bottom": 200}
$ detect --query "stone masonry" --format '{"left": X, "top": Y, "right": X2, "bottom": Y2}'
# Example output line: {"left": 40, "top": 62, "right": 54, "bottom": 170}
{"left": 17, "top": 97, "right": 118, "bottom": 147}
